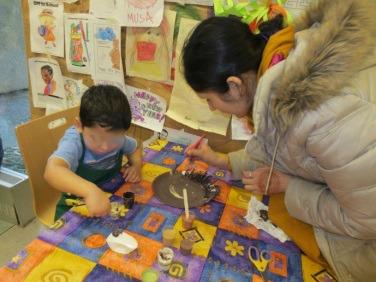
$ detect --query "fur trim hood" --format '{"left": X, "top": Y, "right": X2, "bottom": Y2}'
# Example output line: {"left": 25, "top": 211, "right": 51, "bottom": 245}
{"left": 272, "top": 0, "right": 376, "bottom": 132}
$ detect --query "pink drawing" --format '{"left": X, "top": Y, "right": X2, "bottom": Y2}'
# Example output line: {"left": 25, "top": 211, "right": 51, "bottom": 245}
{"left": 128, "top": 0, "right": 157, "bottom": 9}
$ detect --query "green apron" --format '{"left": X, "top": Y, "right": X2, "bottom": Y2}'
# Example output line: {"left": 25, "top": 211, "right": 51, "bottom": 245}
{"left": 54, "top": 134, "right": 123, "bottom": 221}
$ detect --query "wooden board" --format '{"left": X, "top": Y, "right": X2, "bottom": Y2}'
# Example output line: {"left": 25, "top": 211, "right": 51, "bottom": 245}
{"left": 20, "top": 0, "right": 246, "bottom": 152}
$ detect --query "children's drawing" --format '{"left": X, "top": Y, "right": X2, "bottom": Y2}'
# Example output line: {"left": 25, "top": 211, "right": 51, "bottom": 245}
{"left": 64, "top": 14, "right": 92, "bottom": 75}
{"left": 29, "top": 57, "right": 65, "bottom": 109}
{"left": 63, "top": 77, "right": 88, "bottom": 108}
{"left": 29, "top": 0, "right": 64, "bottom": 57}
{"left": 38, "top": 9, "right": 56, "bottom": 47}
{"left": 126, "top": 9, "right": 176, "bottom": 82}
{"left": 166, "top": 18, "right": 230, "bottom": 135}
{"left": 91, "top": 20, "right": 124, "bottom": 84}
{"left": 89, "top": 0, "right": 125, "bottom": 25}
{"left": 124, "top": 0, "right": 164, "bottom": 27}
{"left": 124, "top": 85, "right": 166, "bottom": 132}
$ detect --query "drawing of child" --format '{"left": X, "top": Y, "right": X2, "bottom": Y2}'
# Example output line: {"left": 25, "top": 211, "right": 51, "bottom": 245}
{"left": 38, "top": 9, "right": 56, "bottom": 47}
{"left": 41, "top": 65, "right": 57, "bottom": 96}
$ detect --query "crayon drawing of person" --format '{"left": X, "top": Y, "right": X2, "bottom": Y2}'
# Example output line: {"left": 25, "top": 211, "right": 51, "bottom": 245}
{"left": 38, "top": 9, "right": 56, "bottom": 47}
{"left": 128, "top": 0, "right": 157, "bottom": 9}
{"left": 69, "top": 23, "right": 85, "bottom": 67}
{"left": 109, "top": 38, "right": 120, "bottom": 70}
{"left": 129, "top": 18, "right": 169, "bottom": 80}
{"left": 41, "top": 65, "right": 56, "bottom": 96}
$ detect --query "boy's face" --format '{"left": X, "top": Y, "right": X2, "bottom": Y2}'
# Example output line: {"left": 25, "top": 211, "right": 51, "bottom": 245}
{"left": 76, "top": 123, "right": 126, "bottom": 154}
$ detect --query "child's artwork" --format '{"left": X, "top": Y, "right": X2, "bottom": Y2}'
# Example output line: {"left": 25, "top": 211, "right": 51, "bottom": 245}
{"left": 63, "top": 77, "right": 88, "bottom": 108}
{"left": 45, "top": 77, "right": 88, "bottom": 115}
{"left": 124, "top": 0, "right": 164, "bottom": 27}
{"left": 169, "top": 3, "right": 212, "bottom": 81}
{"left": 28, "top": 0, "right": 64, "bottom": 57}
{"left": 285, "top": 0, "right": 312, "bottom": 17}
{"left": 231, "top": 116, "right": 253, "bottom": 140}
{"left": 64, "top": 14, "right": 93, "bottom": 75}
{"left": 93, "top": 79, "right": 127, "bottom": 94}
{"left": 89, "top": 0, "right": 124, "bottom": 24}
{"left": 166, "top": 18, "right": 230, "bottom": 136}
{"left": 166, "top": 0, "right": 213, "bottom": 5}
{"left": 28, "top": 57, "right": 65, "bottom": 108}
{"left": 91, "top": 19, "right": 124, "bottom": 84}
{"left": 125, "top": 9, "right": 176, "bottom": 82}
{"left": 124, "top": 85, "right": 166, "bottom": 132}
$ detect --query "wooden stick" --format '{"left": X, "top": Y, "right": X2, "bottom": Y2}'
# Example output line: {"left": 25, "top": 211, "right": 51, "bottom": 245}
{"left": 183, "top": 188, "right": 189, "bottom": 219}
{"left": 264, "top": 135, "right": 281, "bottom": 195}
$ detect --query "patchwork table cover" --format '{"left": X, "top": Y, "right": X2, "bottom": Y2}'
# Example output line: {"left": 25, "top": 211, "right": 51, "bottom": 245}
{"left": 0, "top": 139, "right": 335, "bottom": 281}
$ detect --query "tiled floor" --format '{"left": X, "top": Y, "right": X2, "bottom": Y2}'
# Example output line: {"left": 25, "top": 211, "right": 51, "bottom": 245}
{"left": 0, "top": 89, "right": 42, "bottom": 266}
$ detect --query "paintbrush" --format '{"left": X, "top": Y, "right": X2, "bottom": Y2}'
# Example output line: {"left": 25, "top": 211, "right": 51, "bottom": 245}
{"left": 185, "top": 134, "right": 205, "bottom": 167}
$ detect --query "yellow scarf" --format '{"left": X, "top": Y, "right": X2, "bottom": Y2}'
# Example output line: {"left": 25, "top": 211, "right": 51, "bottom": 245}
{"left": 257, "top": 25, "right": 295, "bottom": 79}
{"left": 247, "top": 25, "right": 295, "bottom": 131}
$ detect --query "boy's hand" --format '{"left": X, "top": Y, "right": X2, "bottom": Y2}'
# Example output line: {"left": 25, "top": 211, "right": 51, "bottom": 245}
{"left": 83, "top": 186, "right": 111, "bottom": 217}
{"left": 242, "top": 166, "right": 291, "bottom": 195}
{"left": 122, "top": 165, "right": 141, "bottom": 183}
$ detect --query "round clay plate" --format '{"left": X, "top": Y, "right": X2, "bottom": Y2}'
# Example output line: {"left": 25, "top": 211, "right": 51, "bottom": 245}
{"left": 153, "top": 172, "right": 208, "bottom": 208}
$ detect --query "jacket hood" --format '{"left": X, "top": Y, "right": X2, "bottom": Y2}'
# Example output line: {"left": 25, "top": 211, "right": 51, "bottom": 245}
{"left": 272, "top": 0, "right": 376, "bottom": 132}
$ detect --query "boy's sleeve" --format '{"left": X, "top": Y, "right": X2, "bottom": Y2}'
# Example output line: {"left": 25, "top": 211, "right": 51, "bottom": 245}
{"left": 50, "top": 127, "right": 82, "bottom": 172}
{"left": 122, "top": 136, "right": 138, "bottom": 155}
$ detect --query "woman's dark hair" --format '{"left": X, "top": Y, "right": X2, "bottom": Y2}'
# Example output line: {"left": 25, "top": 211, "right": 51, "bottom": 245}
{"left": 80, "top": 85, "right": 132, "bottom": 131}
{"left": 182, "top": 15, "right": 283, "bottom": 93}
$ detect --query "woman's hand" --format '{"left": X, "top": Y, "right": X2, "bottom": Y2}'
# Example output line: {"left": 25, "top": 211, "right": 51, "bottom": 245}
{"left": 242, "top": 166, "right": 291, "bottom": 194}
{"left": 185, "top": 142, "right": 229, "bottom": 169}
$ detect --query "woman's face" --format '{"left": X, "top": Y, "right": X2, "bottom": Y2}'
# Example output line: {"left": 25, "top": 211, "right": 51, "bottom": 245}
{"left": 197, "top": 73, "right": 256, "bottom": 118}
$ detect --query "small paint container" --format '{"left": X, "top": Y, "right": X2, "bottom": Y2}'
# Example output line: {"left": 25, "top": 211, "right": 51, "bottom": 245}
{"left": 180, "top": 238, "right": 194, "bottom": 256}
{"left": 157, "top": 247, "right": 174, "bottom": 271}
{"left": 181, "top": 211, "right": 196, "bottom": 229}
{"left": 123, "top": 192, "right": 135, "bottom": 209}
{"left": 141, "top": 268, "right": 160, "bottom": 282}
{"left": 162, "top": 227, "right": 176, "bottom": 246}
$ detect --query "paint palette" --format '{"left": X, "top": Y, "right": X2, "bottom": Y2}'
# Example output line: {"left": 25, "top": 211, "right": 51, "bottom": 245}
{"left": 152, "top": 171, "right": 219, "bottom": 208}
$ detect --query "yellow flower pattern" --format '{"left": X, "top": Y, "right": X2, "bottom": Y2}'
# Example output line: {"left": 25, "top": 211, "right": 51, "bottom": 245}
{"left": 171, "top": 145, "right": 184, "bottom": 153}
{"left": 224, "top": 240, "right": 244, "bottom": 257}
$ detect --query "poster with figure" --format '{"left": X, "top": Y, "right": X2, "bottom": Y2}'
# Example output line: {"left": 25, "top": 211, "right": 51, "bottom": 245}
{"left": 64, "top": 14, "right": 93, "bottom": 75}
{"left": 91, "top": 19, "right": 124, "bottom": 83}
{"left": 124, "top": 0, "right": 164, "bottom": 27}
{"left": 93, "top": 79, "right": 127, "bottom": 94}
{"left": 28, "top": 57, "right": 65, "bottom": 108}
{"left": 29, "top": 0, "right": 64, "bottom": 57}
{"left": 125, "top": 9, "right": 176, "bottom": 82}
{"left": 124, "top": 85, "right": 166, "bottom": 132}
{"left": 63, "top": 77, "right": 88, "bottom": 108}
{"left": 89, "top": 0, "right": 125, "bottom": 24}
{"left": 166, "top": 17, "right": 230, "bottom": 135}
{"left": 45, "top": 77, "right": 88, "bottom": 115}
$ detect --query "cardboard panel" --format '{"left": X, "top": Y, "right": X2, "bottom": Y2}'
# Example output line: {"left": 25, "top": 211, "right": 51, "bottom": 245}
{"left": 15, "top": 106, "right": 79, "bottom": 226}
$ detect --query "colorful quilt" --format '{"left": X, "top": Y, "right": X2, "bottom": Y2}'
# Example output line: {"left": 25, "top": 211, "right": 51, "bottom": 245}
{"left": 0, "top": 140, "right": 334, "bottom": 281}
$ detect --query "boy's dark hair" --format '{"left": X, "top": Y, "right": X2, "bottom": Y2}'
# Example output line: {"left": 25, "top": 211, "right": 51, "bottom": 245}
{"left": 79, "top": 85, "right": 132, "bottom": 131}
{"left": 182, "top": 15, "right": 283, "bottom": 94}
{"left": 41, "top": 65, "right": 53, "bottom": 75}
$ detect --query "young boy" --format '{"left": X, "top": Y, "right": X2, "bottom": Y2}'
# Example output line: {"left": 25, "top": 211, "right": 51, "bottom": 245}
{"left": 44, "top": 85, "right": 142, "bottom": 220}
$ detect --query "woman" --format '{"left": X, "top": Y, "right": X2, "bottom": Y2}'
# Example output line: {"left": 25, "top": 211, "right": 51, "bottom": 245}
{"left": 183, "top": 0, "right": 376, "bottom": 280}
